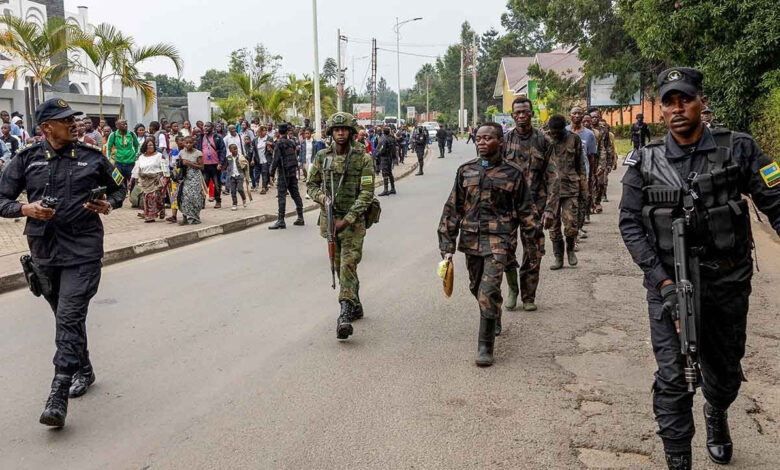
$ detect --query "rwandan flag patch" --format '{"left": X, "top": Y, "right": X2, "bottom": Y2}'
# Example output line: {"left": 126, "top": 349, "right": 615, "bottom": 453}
{"left": 760, "top": 162, "right": 780, "bottom": 188}
{"left": 361, "top": 175, "right": 373, "bottom": 185}
{"left": 112, "top": 168, "right": 124, "bottom": 186}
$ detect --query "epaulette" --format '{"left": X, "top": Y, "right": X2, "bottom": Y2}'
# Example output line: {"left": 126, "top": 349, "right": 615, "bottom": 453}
{"left": 75, "top": 141, "right": 104, "bottom": 153}
{"left": 15, "top": 140, "right": 43, "bottom": 157}
{"left": 646, "top": 138, "right": 664, "bottom": 147}
{"left": 623, "top": 149, "right": 641, "bottom": 167}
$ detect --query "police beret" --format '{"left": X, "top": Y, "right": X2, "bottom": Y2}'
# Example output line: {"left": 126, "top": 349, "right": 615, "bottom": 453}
{"left": 35, "top": 98, "right": 83, "bottom": 124}
{"left": 657, "top": 67, "right": 703, "bottom": 99}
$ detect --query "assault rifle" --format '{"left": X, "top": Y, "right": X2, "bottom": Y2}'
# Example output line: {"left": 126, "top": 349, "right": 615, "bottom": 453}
{"left": 671, "top": 217, "right": 699, "bottom": 392}
{"left": 322, "top": 157, "right": 337, "bottom": 289}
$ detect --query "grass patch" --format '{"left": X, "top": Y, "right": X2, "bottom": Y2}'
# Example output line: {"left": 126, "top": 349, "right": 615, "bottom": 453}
{"left": 615, "top": 138, "right": 634, "bottom": 158}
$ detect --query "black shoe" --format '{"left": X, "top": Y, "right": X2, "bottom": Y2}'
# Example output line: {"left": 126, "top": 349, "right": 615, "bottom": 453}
{"left": 665, "top": 452, "right": 692, "bottom": 470}
{"left": 336, "top": 301, "right": 354, "bottom": 340}
{"left": 268, "top": 219, "right": 286, "bottom": 230}
{"left": 389, "top": 187, "right": 396, "bottom": 195}
{"left": 704, "top": 402, "right": 733, "bottom": 464}
{"left": 69, "top": 365, "right": 95, "bottom": 398}
{"left": 40, "top": 374, "right": 71, "bottom": 427}
{"left": 377, "top": 190, "right": 390, "bottom": 197}
{"left": 350, "top": 304, "right": 364, "bottom": 321}
{"left": 293, "top": 218, "right": 305, "bottom": 226}
{"left": 475, "top": 317, "right": 496, "bottom": 367}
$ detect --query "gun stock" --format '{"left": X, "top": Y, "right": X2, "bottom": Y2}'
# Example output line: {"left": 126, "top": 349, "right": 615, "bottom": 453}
{"left": 324, "top": 160, "right": 337, "bottom": 290}
{"left": 672, "top": 218, "right": 699, "bottom": 392}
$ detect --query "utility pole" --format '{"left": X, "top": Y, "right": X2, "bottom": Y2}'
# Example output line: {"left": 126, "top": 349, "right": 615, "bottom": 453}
{"left": 371, "top": 38, "right": 377, "bottom": 124}
{"left": 336, "top": 28, "right": 343, "bottom": 112}
{"left": 312, "top": 0, "right": 322, "bottom": 138}
{"left": 472, "top": 36, "right": 478, "bottom": 130}
{"left": 459, "top": 45, "right": 464, "bottom": 134}
{"left": 426, "top": 74, "right": 429, "bottom": 122}
{"left": 394, "top": 17, "right": 422, "bottom": 125}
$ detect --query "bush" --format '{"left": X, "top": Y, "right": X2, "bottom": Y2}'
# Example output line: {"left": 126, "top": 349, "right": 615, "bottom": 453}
{"left": 751, "top": 88, "right": 780, "bottom": 164}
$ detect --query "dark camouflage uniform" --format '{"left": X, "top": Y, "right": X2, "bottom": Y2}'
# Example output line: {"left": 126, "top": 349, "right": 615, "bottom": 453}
{"left": 594, "top": 122, "right": 613, "bottom": 205}
{"left": 549, "top": 130, "right": 586, "bottom": 241}
{"left": 307, "top": 141, "right": 375, "bottom": 306}
{"left": 438, "top": 157, "right": 538, "bottom": 319}
{"left": 503, "top": 127, "right": 559, "bottom": 303}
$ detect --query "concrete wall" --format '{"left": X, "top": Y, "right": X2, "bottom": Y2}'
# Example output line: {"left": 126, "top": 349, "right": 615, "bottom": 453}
{"left": 187, "top": 92, "right": 212, "bottom": 124}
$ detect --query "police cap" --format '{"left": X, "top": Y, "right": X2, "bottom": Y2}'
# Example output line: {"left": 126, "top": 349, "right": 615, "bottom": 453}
{"left": 657, "top": 67, "right": 703, "bottom": 100}
{"left": 35, "top": 98, "right": 83, "bottom": 124}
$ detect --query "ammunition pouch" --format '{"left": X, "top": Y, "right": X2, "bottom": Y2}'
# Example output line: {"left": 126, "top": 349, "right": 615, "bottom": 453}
{"left": 20, "top": 255, "right": 53, "bottom": 297}
{"left": 365, "top": 197, "right": 382, "bottom": 229}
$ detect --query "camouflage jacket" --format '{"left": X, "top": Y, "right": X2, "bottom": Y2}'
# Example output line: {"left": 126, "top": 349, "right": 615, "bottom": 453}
{"left": 438, "top": 157, "right": 538, "bottom": 258}
{"left": 550, "top": 130, "right": 586, "bottom": 198}
{"left": 596, "top": 123, "right": 614, "bottom": 169}
{"left": 503, "top": 127, "right": 560, "bottom": 215}
{"left": 306, "top": 141, "right": 375, "bottom": 235}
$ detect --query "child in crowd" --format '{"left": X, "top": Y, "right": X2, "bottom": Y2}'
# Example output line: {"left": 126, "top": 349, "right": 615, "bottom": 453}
{"left": 225, "top": 143, "right": 249, "bottom": 210}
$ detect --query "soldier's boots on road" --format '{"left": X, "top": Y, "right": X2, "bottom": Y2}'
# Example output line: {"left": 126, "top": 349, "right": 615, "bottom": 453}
{"left": 704, "top": 402, "right": 733, "bottom": 465}
{"left": 550, "top": 239, "right": 565, "bottom": 270}
{"left": 69, "top": 365, "right": 95, "bottom": 398}
{"left": 389, "top": 178, "right": 396, "bottom": 195}
{"left": 293, "top": 209, "right": 305, "bottom": 226}
{"left": 39, "top": 374, "right": 71, "bottom": 427}
{"left": 336, "top": 301, "right": 354, "bottom": 340}
{"left": 378, "top": 178, "right": 390, "bottom": 197}
{"left": 664, "top": 452, "right": 692, "bottom": 470}
{"left": 350, "top": 303, "right": 364, "bottom": 321}
{"left": 268, "top": 218, "right": 286, "bottom": 230}
{"left": 565, "top": 236, "right": 578, "bottom": 266}
{"left": 416, "top": 161, "right": 424, "bottom": 176}
{"left": 523, "top": 302, "right": 537, "bottom": 311}
{"left": 475, "top": 317, "right": 496, "bottom": 367}
{"left": 504, "top": 269, "right": 519, "bottom": 311}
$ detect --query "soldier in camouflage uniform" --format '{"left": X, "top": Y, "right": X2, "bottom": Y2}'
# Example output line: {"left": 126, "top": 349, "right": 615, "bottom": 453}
{"left": 590, "top": 109, "right": 614, "bottom": 208}
{"left": 503, "top": 98, "right": 559, "bottom": 312}
{"left": 547, "top": 115, "right": 586, "bottom": 270}
{"left": 438, "top": 122, "right": 538, "bottom": 367}
{"left": 307, "top": 112, "right": 375, "bottom": 340}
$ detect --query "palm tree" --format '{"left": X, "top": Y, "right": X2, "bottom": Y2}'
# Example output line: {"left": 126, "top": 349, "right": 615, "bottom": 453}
{"left": 231, "top": 71, "right": 272, "bottom": 116}
{"left": 0, "top": 15, "right": 75, "bottom": 105}
{"left": 214, "top": 95, "right": 246, "bottom": 124}
{"left": 254, "top": 88, "right": 291, "bottom": 122}
{"left": 71, "top": 23, "right": 131, "bottom": 120}
{"left": 117, "top": 43, "right": 182, "bottom": 119}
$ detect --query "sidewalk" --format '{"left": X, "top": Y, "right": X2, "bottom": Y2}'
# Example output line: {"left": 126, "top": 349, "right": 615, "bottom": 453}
{"left": 0, "top": 155, "right": 424, "bottom": 293}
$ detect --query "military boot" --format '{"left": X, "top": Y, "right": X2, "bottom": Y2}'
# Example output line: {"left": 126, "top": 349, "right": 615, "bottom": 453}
{"left": 565, "top": 236, "right": 578, "bottom": 266}
{"left": 494, "top": 315, "right": 502, "bottom": 336}
{"left": 69, "top": 365, "right": 95, "bottom": 398}
{"left": 268, "top": 217, "right": 286, "bottom": 230}
{"left": 665, "top": 452, "right": 692, "bottom": 470}
{"left": 351, "top": 303, "right": 364, "bottom": 321}
{"left": 336, "top": 301, "right": 354, "bottom": 340}
{"left": 293, "top": 208, "right": 305, "bottom": 226}
{"left": 39, "top": 374, "right": 71, "bottom": 427}
{"left": 389, "top": 176, "right": 397, "bottom": 195}
{"left": 504, "top": 268, "right": 519, "bottom": 311}
{"left": 416, "top": 161, "right": 424, "bottom": 176}
{"left": 704, "top": 402, "right": 733, "bottom": 464}
{"left": 550, "top": 239, "right": 564, "bottom": 270}
{"left": 475, "top": 317, "right": 496, "bottom": 367}
{"left": 378, "top": 178, "right": 390, "bottom": 196}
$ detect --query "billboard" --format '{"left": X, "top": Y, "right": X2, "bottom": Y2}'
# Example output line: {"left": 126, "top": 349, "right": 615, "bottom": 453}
{"left": 589, "top": 74, "right": 641, "bottom": 106}
{"left": 407, "top": 106, "right": 416, "bottom": 120}
{"left": 353, "top": 103, "right": 372, "bottom": 119}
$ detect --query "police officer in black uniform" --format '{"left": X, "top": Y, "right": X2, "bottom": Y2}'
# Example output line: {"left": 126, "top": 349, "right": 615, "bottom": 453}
{"left": 268, "top": 122, "right": 305, "bottom": 229}
{"left": 619, "top": 68, "right": 780, "bottom": 469}
{"left": 0, "top": 98, "right": 126, "bottom": 427}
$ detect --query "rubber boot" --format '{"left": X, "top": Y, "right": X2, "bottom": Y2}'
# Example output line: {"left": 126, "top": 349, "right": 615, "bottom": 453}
{"left": 39, "top": 374, "right": 71, "bottom": 427}
{"left": 268, "top": 216, "right": 286, "bottom": 230}
{"left": 504, "top": 268, "right": 519, "bottom": 311}
{"left": 336, "top": 301, "right": 354, "bottom": 340}
{"left": 475, "top": 317, "right": 496, "bottom": 367}
{"left": 565, "top": 236, "right": 578, "bottom": 266}
{"left": 704, "top": 402, "right": 733, "bottom": 464}
{"left": 378, "top": 178, "right": 390, "bottom": 196}
{"left": 550, "top": 239, "right": 564, "bottom": 270}
{"left": 389, "top": 175, "right": 396, "bottom": 195}
{"left": 523, "top": 302, "right": 537, "bottom": 311}
{"left": 69, "top": 365, "right": 95, "bottom": 398}
{"left": 494, "top": 315, "right": 502, "bottom": 336}
{"left": 665, "top": 452, "right": 692, "bottom": 470}
{"left": 293, "top": 208, "right": 305, "bottom": 226}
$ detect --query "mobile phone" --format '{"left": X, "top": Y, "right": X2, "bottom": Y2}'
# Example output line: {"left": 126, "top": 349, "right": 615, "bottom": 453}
{"left": 88, "top": 186, "right": 106, "bottom": 202}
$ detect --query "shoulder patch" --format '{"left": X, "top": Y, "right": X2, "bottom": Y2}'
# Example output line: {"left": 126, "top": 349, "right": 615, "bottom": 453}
{"left": 111, "top": 167, "right": 125, "bottom": 186}
{"left": 361, "top": 175, "right": 373, "bottom": 185}
{"left": 624, "top": 149, "right": 641, "bottom": 167}
{"left": 16, "top": 141, "right": 43, "bottom": 157}
{"left": 759, "top": 162, "right": 780, "bottom": 188}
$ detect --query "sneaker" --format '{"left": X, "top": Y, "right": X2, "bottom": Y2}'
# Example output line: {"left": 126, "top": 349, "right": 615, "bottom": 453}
{"left": 305, "top": 194, "right": 311, "bottom": 199}
{"left": 231, "top": 205, "right": 238, "bottom": 211}
{"left": 242, "top": 201, "right": 247, "bottom": 208}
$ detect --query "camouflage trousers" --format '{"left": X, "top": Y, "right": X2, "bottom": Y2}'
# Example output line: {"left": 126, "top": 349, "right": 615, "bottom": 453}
{"left": 333, "top": 220, "right": 366, "bottom": 306}
{"left": 507, "top": 226, "right": 545, "bottom": 303}
{"left": 466, "top": 254, "right": 505, "bottom": 320}
{"left": 550, "top": 196, "right": 579, "bottom": 241}
{"left": 593, "top": 167, "right": 610, "bottom": 205}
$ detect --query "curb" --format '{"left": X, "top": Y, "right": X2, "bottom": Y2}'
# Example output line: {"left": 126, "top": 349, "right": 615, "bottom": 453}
{"left": 0, "top": 157, "right": 424, "bottom": 295}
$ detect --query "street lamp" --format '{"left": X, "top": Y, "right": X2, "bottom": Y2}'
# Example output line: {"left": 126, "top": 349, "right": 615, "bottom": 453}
{"left": 312, "top": 0, "right": 322, "bottom": 138}
{"left": 394, "top": 17, "right": 422, "bottom": 127}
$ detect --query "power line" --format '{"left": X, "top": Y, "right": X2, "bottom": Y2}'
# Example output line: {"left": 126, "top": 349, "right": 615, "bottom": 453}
{"left": 376, "top": 47, "right": 439, "bottom": 59}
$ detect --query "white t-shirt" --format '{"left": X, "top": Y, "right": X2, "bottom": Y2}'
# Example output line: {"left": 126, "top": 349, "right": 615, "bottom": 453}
{"left": 131, "top": 152, "right": 170, "bottom": 178}
{"left": 224, "top": 133, "right": 243, "bottom": 155}
{"left": 255, "top": 136, "right": 268, "bottom": 164}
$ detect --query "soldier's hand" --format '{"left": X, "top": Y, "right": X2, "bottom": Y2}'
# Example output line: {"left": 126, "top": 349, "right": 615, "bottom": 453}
{"left": 541, "top": 211, "right": 554, "bottom": 229}
{"left": 22, "top": 201, "right": 55, "bottom": 220}
{"left": 84, "top": 195, "right": 112, "bottom": 215}
{"left": 334, "top": 219, "right": 349, "bottom": 233}
{"left": 660, "top": 282, "right": 680, "bottom": 332}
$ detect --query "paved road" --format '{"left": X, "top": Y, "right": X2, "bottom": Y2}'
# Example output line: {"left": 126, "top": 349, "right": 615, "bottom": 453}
{"left": 0, "top": 141, "right": 778, "bottom": 469}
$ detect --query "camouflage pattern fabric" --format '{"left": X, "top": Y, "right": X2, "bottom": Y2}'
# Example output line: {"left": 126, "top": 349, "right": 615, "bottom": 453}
{"left": 334, "top": 220, "right": 366, "bottom": 304}
{"left": 550, "top": 131, "right": 585, "bottom": 199}
{"left": 466, "top": 254, "right": 505, "bottom": 320}
{"left": 593, "top": 123, "right": 614, "bottom": 205}
{"left": 550, "top": 197, "right": 579, "bottom": 241}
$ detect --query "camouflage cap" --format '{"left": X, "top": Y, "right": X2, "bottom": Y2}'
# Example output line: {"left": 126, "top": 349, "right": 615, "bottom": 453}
{"left": 327, "top": 112, "right": 358, "bottom": 134}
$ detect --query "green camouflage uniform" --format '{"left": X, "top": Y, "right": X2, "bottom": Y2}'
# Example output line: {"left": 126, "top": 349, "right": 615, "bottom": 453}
{"left": 594, "top": 122, "right": 613, "bottom": 205}
{"left": 503, "top": 127, "right": 559, "bottom": 303}
{"left": 549, "top": 130, "right": 586, "bottom": 241}
{"left": 438, "top": 157, "right": 538, "bottom": 319}
{"left": 307, "top": 141, "right": 375, "bottom": 306}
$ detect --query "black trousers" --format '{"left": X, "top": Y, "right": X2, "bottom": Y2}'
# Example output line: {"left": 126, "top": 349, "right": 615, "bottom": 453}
{"left": 447, "top": 140, "right": 453, "bottom": 152}
{"left": 277, "top": 170, "right": 303, "bottom": 218}
{"left": 38, "top": 261, "right": 102, "bottom": 376}
{"left": 438, "top": 142, "right": 446, "bottom": 157}
{"left": 647, "top": 277, "right": 750, "bottom": 453}
{"left": 202, "top": 164, "right": 222, "bottom": 203}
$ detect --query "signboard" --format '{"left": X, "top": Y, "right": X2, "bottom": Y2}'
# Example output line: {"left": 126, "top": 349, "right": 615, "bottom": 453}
{"left": 492, "top": 114, "right": 513, "bottom": 129}
{"left": 352, "top": 103, "right": 372, "bottom": 119}
{"left": 407, "top": 106, "right": 416, "bottom": 120}
{"left": 527, "top": 80, "right": 538, "bottom": 102}
{"left": 589, "top": 74, "right": 641, "bottom": 106}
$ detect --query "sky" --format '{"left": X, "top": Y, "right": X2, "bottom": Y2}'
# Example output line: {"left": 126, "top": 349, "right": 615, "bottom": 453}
{"left": 65, "top": 0, "right": 509, "bottom": 92}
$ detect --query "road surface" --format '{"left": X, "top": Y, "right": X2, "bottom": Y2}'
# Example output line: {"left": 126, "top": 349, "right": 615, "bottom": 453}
{"left": 1, "top": 141, "right": 778, "bottom": 469}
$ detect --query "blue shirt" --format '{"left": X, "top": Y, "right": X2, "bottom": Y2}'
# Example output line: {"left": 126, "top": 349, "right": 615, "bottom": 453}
{"left": 10, "top": 122, "right": 21, "bottom": 137}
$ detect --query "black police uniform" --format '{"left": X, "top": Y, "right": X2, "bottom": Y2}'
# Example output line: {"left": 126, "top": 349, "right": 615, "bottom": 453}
{"left": 436, "top": 128, "right": 447, "bottom": 157}
{"left": 619, "top": 69, "right": 780, "bottom": 464}
{"left": 413, "top": 128, "right": 428, "bottom": 174}
{"left": 446, "top": 129, "right": 455, "bottom": 152}
{"left": 269, "top": 132, "right": 304, "bottom": 227}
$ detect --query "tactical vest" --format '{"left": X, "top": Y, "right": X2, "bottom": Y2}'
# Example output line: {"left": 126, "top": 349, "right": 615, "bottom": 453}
{"left": 640, "top": 129, "right": 750, "bottom": 264}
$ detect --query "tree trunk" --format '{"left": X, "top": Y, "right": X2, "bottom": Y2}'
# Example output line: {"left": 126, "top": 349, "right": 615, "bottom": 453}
{"left": 98, "top": 80, "right": 104, "bottom": 122}
{"left": 118, "top": 82, "right": 125, "bottom": 121}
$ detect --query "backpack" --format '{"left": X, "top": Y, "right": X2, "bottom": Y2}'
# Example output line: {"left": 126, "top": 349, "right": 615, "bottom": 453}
{"left": 416, "top": 132, "right": 426, "bottom": 144}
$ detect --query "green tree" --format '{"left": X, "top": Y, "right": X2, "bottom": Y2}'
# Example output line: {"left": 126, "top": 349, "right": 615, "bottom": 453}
{"left": 229, "top": 44, "right": 282, "bottom": 85}
{"left": 526, "top": 63, "right": 585, "bottom": 117}
{"left": 199, "top": 69, "right": 241, "bottom": 98}
{"left": 322, "top": 57, "right": 338, "bottom": 84}
{"left": 214, "top": 95, "right": 246, "bottom": 124}
{"left": 144, "top": 73, "right": 196, "bottom": 97}
{"left": 116, "top": 43, "right": 182, "bottom": 119}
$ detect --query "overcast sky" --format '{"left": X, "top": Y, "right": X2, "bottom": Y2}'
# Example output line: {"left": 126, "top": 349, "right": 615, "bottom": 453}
{"left": 66, "top": 0, "right": 509, "bottom": 92}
